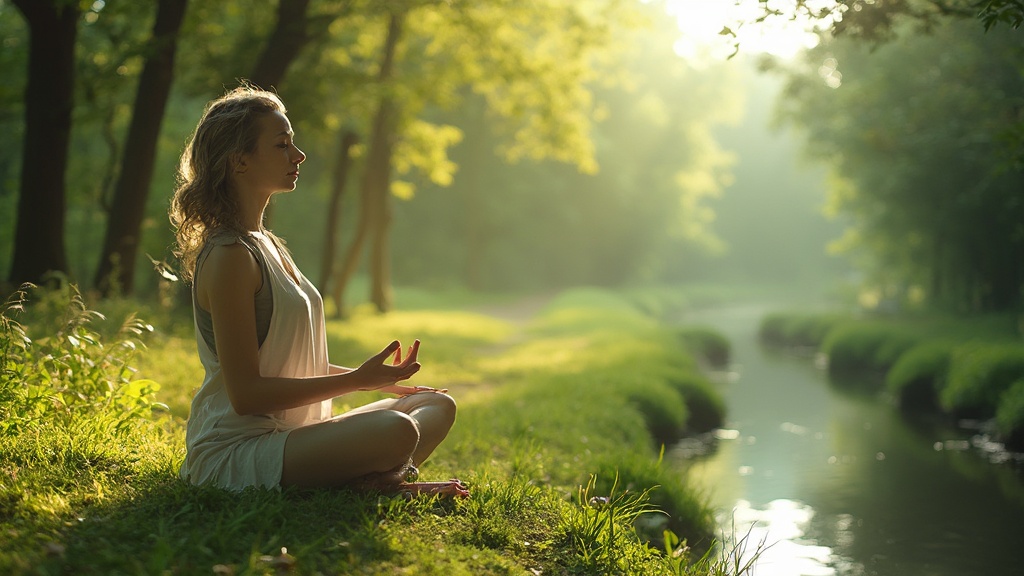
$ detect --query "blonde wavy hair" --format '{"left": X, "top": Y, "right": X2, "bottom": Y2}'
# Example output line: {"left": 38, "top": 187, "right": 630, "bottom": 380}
{"left": 169, "top": 84, "right": 286, "bottom": 283}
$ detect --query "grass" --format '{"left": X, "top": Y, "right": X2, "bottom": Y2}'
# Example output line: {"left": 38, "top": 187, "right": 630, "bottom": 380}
{"left": 0, "top": 283, "right": 753, "bottom": 575}
{"left": 759, "top": 308, "right": 1024, "bottom": 449}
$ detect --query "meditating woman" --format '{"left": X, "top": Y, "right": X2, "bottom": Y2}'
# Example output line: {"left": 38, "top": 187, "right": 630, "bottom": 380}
{"left": 170, "top": 84, "right": 466, "bottom": 497}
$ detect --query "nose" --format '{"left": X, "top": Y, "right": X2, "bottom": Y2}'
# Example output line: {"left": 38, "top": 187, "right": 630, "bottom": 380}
{"left": 292, "top": 145, "right": 306, "bottom": 165}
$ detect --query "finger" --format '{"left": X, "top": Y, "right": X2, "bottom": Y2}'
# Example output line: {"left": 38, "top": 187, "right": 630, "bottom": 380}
{"left": 392, "top": 343, "right": 403, "bottom": 366}
{"left": 401, "top": 340, "right": 421, "bottom": 368}
{"left": 373, "top": 341, "right": 401, "bottom": 364}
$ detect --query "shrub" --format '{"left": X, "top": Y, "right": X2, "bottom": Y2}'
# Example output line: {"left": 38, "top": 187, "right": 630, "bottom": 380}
{"left": 1, "top": 283, "right": 163, "bottom": 438}
{"left": 624, "top": 384, "right": 689, "bottom": 448}
{"left": 821, "top": 322, "right": 921, "bottom": 377}
{"left": 885, "top": 342, "right": 953, "bottom": 411}
{"left": 996, "top": 379, "right": 1024, "bottom": 450}
{"left": 676, "top": 326, "right": 730, "bottom": 368}
{"left": 942, "top": 343, "right": 1024, "bottom": 418}
{"left": 758, "top": 312, "right": 846, "bottom": 348}
{"left": 666, "top": 372, "right": 724, "bottom": 433}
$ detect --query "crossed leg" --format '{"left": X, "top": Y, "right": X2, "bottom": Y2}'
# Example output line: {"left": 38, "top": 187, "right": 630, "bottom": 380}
{"left": 280, "top": 391, "right": 460, "bottom": 491}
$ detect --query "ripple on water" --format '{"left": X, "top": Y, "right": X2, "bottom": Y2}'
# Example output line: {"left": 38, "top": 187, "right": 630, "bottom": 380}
{"left": 718, "top": 499, "right": 860, "bottom": 576}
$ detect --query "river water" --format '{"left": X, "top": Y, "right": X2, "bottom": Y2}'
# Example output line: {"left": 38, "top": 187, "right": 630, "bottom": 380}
{"left": 673, "top": 304, "right": 1024, "bottom": 576}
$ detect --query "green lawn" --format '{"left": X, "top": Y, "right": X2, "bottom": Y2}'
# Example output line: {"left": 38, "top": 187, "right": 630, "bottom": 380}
{"left": 1, "top": 284, "right": 752, "bottom": 575}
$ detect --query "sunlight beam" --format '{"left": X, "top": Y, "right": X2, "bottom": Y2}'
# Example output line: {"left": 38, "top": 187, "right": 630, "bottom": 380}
{"left": 663, "top": 0, "right": 836, "bottom": 63}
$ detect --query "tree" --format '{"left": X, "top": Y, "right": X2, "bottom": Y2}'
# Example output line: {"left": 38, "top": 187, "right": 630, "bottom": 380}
{"left": 775, "top": 19, "right": 1024, "bottom": 311}
{"left": 94, "top": 0, "right": 189, "bottom": 297}
{"left": 7, "top": 0, "right": 81, "bottom": 287}
{"left": 309, "top": 0, "right": 647, "bottom": 310}
{"left": 331, "top": 10, "right": 404, "bottom": 315}
{"left": 318, "top": 129, "right": 359, "bottom": 292}
{"left": 752, "top": 0, "right": 1022, "bottom": 38}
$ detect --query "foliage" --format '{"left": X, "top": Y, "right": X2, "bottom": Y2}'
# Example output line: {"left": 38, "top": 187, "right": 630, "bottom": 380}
{"left": 821, "top": 321, "right": 921, "bottom": 378}
{"left": 559, "top": 474, "right": 665, "bottom": 573}
{"left": 0, "top": 286, "right": 750, "bottom": 574}
{"left": 941, "top": 342, "right": 1024, "bottom": 417}
{"left": 754, "top": 0, "right": 1024, "bottom": 40}
{"left": 976, "top": 0, "right": 1024, "bottom": 29}
{"left": 0, "top": 283, "right": 163, "bottom": 438}
{"left": 775, "top": 17, "right": 1024, "bottom": 312}
{"left": 667, "top": 372, "right": 726, "bottom": 434}
{"left": 995, "top": 378, "right": 1024, "bottom": 448}
{"left": 884, "top": 341, "right": 953, "bottom": 410}
{"left": 758, "top": 311, "right": 848, "bottom": 348}
{"left": 677, "top": 326, "right": 731, "bottom": 368}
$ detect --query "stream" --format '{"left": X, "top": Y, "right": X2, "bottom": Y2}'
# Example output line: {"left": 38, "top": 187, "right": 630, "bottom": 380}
{"left": 672, "top": 303, "right": 1024, "bottom": 576}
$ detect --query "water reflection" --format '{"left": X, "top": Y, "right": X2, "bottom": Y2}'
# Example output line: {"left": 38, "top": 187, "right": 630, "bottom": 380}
{"left": 674, "top": 304, "right": 1024, "bottom": 576}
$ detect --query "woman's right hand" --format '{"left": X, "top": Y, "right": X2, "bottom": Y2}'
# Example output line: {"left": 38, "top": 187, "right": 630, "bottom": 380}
{"left": 356, "top": 340, "right": 421, "bottom": 390}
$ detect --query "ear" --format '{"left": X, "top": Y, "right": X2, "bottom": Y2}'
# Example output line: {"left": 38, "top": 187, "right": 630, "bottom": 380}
{"left": 230, "top": 153, "right": 249, "bottom": 174}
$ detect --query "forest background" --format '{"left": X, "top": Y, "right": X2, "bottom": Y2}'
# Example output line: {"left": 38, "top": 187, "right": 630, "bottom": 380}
{"left": 1, "top": 0, "right": 1023, "bottom": 315}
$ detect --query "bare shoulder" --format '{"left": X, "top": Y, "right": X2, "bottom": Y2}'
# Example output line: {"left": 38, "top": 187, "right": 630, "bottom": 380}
{"left": 196, "top": 241, "right": 261, "bottom": 311}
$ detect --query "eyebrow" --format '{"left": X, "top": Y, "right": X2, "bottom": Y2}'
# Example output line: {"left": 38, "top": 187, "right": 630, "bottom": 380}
{"left": 276, "top": 130, "right": 294, "bottom": 137}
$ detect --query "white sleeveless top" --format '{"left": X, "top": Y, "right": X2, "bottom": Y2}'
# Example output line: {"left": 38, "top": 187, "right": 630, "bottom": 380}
{"left": 179, "top": 231, "right": 332, "bottom": 489}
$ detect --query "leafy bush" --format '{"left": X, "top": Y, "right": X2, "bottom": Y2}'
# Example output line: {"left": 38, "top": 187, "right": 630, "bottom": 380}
{"left": 996, "top": 379, "right": 1024, "bottom": 450}
{"left": 758, "top": 312, "right": 847, "bottom": 348}
{"left": 666, "top": 372, "right": 724, "bottom": 434}
{"left": 821, "top": 322, "right": 921, "bottom": 377}
{"left": 677, "top": 326, "right": 730, "bottom": 368}
{"left": 885, "top": 342, "right": 953, "bottom": 411}
{"left": 624, "top": 383, "right": 689, "bottom": 447}
{"left": 941, "top": 343, "right": 1024, "bottom": 418}
{"left": 0, "top": 283, "right": 163, "bottom": 438}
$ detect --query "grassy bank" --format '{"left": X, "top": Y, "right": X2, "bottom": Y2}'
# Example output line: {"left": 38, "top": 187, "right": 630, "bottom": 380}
{"left": 759, "top": 310, "right": 1024, "bottom": 449}
{"left": 1, "top": 284, "right": 747, "bottom": 575}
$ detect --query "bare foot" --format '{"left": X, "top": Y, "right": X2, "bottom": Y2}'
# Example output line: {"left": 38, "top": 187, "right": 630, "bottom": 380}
{"left": 395, "top": 479, "right": 470, "bottom": 499}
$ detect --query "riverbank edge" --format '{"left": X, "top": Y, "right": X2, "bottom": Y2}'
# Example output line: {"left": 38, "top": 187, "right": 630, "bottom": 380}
{"left": 758, "top": 310, "right": 1024, "bottom": 451}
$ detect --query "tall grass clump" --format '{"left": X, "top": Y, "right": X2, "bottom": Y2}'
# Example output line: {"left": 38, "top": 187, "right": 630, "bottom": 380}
{"left": 0, "top": 283, "right": 164, "bottom": 436}
{"left": 759, "top": 312, "right": 848, "bottom": 349}
{"left": 995, "top": 379, "right": 1024, "bottom": 450}
{"left": 677, "top": 326, "right": 730, "bottom": 369}
{"left": 0, "top": 283, "right": 173, "bottom": 573}
{"left": 941, "top": 343, "right": 1024, "bottom": 418}
{"left": 885, "top": 341, "right": 953, "bottom": 411}
{"left": 821, "top": 322, "right": 921, "bottom": 381}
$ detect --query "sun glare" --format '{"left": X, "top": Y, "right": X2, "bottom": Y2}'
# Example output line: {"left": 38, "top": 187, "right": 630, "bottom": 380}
{"left": 663, "top": 0, "right": 833, "bottom": 63}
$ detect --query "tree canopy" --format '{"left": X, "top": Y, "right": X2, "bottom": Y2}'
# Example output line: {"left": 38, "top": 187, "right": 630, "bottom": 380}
{"left": 774, "top": 17, "right": 1024, "bottom": 311}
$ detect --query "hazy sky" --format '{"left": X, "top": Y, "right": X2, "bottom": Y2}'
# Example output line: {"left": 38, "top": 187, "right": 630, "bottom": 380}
{"left": 662, "top": 0, "right": 830, "bottom": 62}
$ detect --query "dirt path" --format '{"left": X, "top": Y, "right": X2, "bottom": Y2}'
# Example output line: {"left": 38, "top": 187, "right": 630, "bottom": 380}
{"left": 470, "top": 293, "right": 554, "bottom": 326}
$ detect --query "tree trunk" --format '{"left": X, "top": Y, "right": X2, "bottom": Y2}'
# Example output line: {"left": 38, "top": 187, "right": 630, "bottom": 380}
{"left": 94, "top": 0, "right": 189, "bottom": 297}
{"left": 248, "top": 0, "right": 312, "bottom": 90}
{"left": 367, "top": 13, "right": 404, "bottom": 314}
{"left": 333, "top": 12, "right": 403, "bottom": 315}
{"left": 248, "top": 0, "right": 314, "bottom": 228}
{"left": 330, "top": 162, "right": 379, "bottom": 318}
{"left": 461, "top": 99, "right": 488, "bottom": 290}
{"left": 368, "top": 131, "right": 395, "bottom": 313}
{"left": 318, "top": 129, "right": 359, "bottom": 293}
{"left": 7, "top": 0, "right": 79, "bottom": 287}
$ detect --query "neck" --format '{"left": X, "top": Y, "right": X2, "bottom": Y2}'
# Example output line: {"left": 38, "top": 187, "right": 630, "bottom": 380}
{"left": 235, "top": 187, "right": 271, "bottom": 232}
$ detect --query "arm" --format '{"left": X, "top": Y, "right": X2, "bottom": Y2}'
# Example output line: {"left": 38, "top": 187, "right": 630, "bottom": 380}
{"left": 198, "top": 243, "right": 420, "bottom": 416}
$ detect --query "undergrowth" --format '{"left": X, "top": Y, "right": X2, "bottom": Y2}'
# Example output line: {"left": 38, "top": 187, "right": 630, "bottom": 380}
{"left": 0, "top": 284, "right": 756, "bottom": 574}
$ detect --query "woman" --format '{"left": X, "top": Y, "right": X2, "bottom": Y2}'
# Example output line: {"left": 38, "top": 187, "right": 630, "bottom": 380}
{"left": 170, "top": 84, "right": 466, "bottom": 497}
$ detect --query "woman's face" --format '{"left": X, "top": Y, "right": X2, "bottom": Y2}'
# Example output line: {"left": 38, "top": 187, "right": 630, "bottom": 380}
{"left": 235, "top": 110, "right": 306, "bottom": 196}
